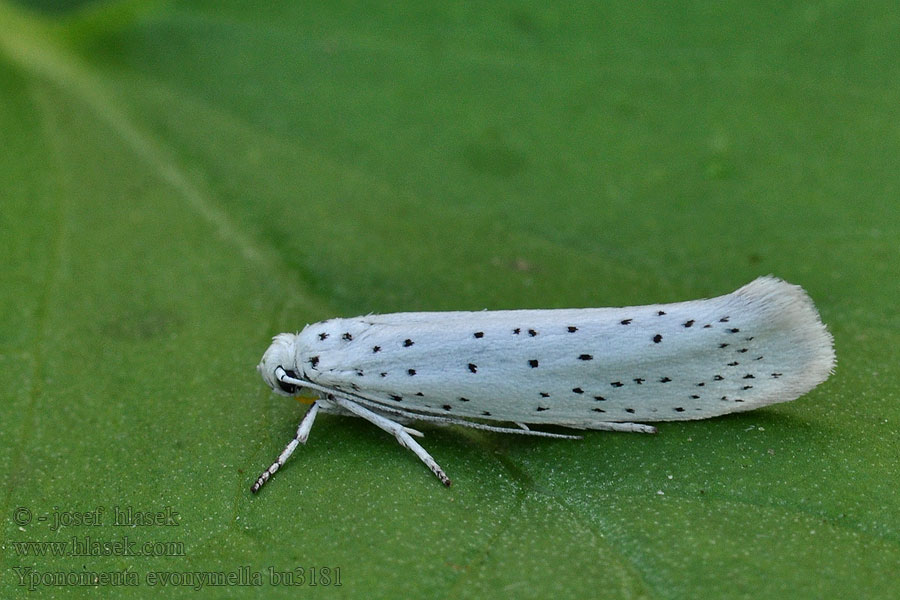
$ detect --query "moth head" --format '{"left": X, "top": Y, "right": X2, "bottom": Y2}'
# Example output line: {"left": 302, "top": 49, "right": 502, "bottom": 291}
{"left": 258, "top": 333, "right": 302, "bottom": 396}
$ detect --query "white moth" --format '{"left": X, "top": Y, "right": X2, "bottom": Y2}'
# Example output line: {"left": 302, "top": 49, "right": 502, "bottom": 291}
{"left": 251, "top": 276, "right": 834, "bottom": 492}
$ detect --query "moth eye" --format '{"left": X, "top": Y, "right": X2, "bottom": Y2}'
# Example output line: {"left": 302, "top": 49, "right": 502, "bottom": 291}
{"left": 276, "top": 367, "right": 300, "bottom": 394}
{"left": 277, "top": 381, "right": 298, "bottom": 394}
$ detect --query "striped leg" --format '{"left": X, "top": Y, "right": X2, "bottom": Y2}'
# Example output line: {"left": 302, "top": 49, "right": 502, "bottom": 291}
{"left": 251, "top": 402, "right": 320, "bottom": 493}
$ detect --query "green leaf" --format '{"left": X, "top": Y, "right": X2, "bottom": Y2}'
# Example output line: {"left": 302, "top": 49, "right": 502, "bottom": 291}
{"left": 1, "top": 1, "right": 898, "bottom": 598}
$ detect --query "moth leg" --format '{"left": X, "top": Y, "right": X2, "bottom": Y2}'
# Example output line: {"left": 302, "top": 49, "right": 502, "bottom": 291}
{"left": 327, "top": 394, "right": 451, "bottom": 487}
{"left": 251, "top": 402, "right": 321, "bottom": 493}
{"left": 403, "top": 426, "right": 425, "bottom": 438}
{"left": 591, "top": 422, "right": 658, "bottom": 434}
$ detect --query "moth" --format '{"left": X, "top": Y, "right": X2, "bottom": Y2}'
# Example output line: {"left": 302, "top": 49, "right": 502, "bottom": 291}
{"left": 251, "top": 276, "right": 834, "bottom": 492}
